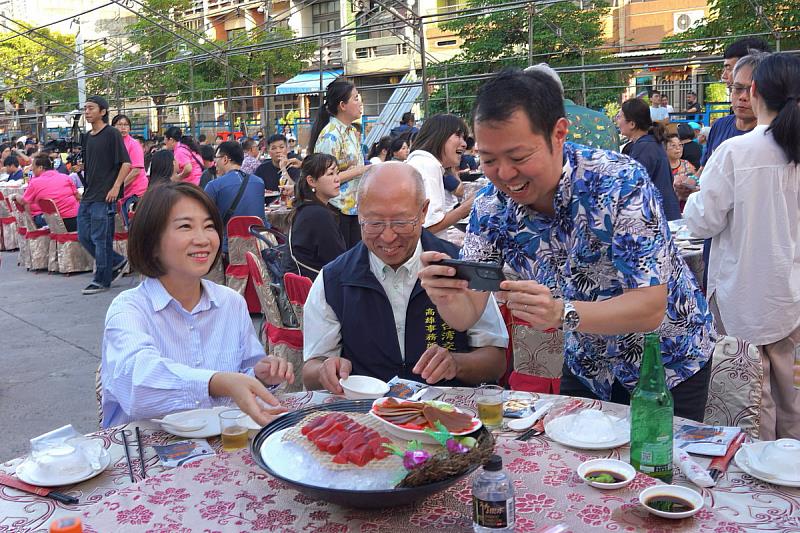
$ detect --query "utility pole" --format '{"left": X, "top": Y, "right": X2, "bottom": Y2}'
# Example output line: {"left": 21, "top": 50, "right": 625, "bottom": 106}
{"left": 417, "top": 16, "right": 428, "bottom": 117}
{"left": 226, "top": 55, "right": 234, "bottom": 133}
{"left": 75, "top": 18, "right": 86, "bottom": 109}
{"left": 527, "top": 3, "right": 534, "bottom": 66}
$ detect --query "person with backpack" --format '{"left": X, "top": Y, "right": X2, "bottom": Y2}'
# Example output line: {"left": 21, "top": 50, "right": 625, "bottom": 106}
{"left": 203, "top": 141, "right": 266, "bottom": 257}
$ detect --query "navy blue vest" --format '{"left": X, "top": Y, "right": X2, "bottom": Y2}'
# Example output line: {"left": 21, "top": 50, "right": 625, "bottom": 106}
{"left": 323, "top": 230, "right": 471, "bottom": 386}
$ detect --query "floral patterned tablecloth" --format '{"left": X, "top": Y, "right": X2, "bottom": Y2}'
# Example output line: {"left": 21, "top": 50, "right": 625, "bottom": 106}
{"left": 1, "top": 390, "right": 798, "bottom": 533}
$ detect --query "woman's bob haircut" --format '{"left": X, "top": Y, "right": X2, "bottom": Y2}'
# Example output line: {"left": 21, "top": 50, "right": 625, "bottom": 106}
{"left": 128, "top": 182, "right": 223, "bottom": 278}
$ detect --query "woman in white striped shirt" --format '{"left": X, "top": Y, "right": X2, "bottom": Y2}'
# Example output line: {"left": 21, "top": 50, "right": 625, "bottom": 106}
{"left": 101, "top": 182, "right": 294, "bottom": 428}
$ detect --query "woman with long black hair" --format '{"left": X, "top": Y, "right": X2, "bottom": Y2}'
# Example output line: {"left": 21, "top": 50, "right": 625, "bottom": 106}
{"left": 164, "top": 126, "right": 203, "bottom": 186}
{"left": 282, "top": 153, "right": 346, "bottom": 280}
{"left": 147, "top": 150, "right": 180, "bottom": 190}
{"left": 617, "top": 98, "right": 681, "bottom": 220}
{"left": 684, "top": 52, "right": 800, "bottom": 440}
{"left": 308, "top": 78, "right": 366, "bottom": 248}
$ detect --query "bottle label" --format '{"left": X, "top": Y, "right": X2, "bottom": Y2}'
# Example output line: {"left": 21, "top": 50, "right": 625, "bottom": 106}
{"left": 638, "top": 438, "right": 673, "bottom": 473}
{"left": 473, "top": 497, "right": 514, "bottom": 528}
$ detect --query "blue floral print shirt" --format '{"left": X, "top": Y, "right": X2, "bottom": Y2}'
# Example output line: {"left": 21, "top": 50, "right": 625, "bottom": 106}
{"left": 461, "top": 142, "right": 716, "bottom": 400}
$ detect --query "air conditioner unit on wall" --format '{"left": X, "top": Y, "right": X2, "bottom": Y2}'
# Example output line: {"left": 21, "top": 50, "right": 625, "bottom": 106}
{"left": 673, "top": 10, "right": 705, "bottom": 34}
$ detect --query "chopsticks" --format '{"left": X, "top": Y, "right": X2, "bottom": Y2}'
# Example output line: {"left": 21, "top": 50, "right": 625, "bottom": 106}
{"left": 120, "top": 430, "right": 135, "bottom": 482}
{"left": 708, "top": 432, "right": 747, "bottom": 482}
{"left": 120, "top": 427, "right": 147, "bottom": 482}
{"left": 135, "top": 427, "right": 147, "bottom": 479}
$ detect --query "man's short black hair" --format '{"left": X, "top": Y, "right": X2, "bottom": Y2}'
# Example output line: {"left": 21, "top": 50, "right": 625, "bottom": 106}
{"left": 242, "top": 138, "right": 257, "bottom": 151}
{"left": 688, "top": 91, "right": 697, "bottom": 97}
{"left": 724, "top": 37, "right": 772, "bottom": 59}
{"left": 401, "top": 111, "right": 415, "bottom": 125}
{"left": 267, "top": 133, "right": 287, "bottom": 146}
{"left": 199, "top": 144, "right": 215, "bottom": 162}
{"left": 472, "top": 67, "right": 565, "bottom": 151}
{"left": 86, "top": 95, "right": 110, "bottom": 123}
{"left": 3, "top": 155, "right": 19, "bottom": 168}
{"left": 215, "top": 140, "right": 244, "bottom": 165}
{"left": 198, "top": 134, "right": 207, "bottom": 142}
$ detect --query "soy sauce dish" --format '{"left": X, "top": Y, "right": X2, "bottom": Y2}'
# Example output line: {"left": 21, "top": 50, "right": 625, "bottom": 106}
{"left": 577, "top": 459, "right": 635, "bottom": 489}
{"left": 639, "top": 485, "right": 704, "bottom": 519}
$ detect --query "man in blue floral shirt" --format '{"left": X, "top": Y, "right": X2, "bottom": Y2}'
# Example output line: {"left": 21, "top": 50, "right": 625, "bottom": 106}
{"left": 419, "top": 68, "right": 716, "bottom": 421}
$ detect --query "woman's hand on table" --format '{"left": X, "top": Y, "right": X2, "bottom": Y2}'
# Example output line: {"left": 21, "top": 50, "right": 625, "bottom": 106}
{"left": 501, "top": 280, "right": 563, "bottom": 330}
{"left": 255, "top": 356, "right": 295, "bottom": 386}
{"left": 209, "top": 372, "right": 287, "bottom": 426}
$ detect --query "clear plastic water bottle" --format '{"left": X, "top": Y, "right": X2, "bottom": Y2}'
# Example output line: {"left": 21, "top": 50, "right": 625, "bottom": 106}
{"left": 472, "top": 454, "right": 515, "bottom": 532}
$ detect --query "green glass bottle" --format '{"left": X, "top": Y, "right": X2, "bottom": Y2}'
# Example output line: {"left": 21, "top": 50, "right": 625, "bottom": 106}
{"left": 629, "top": 333, "right": 674, "bottom": 483}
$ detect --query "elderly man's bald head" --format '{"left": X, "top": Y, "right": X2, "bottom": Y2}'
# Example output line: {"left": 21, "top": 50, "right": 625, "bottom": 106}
{"left": 357, "top": 161, "right": 426, "bottom": 208}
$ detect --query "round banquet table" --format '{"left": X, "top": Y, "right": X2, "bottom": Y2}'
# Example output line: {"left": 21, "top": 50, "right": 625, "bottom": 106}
{"left": 1, "top": 390, "right": 797, "bottom": 532}
{"left": 265, "top": 205, "right": 292, "bottom": 234}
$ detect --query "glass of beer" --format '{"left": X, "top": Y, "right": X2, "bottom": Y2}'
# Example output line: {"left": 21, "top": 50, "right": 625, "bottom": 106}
{"left": 219, "top": 409, "right": 249, "bottom": 451}
{"left": 475, "top": 384, "right": 504, "bottom": 429}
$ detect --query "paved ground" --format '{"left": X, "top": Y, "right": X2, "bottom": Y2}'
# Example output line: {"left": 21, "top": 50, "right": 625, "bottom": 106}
{"left": 0, "top": 251, "right": 134, "bottom": 461}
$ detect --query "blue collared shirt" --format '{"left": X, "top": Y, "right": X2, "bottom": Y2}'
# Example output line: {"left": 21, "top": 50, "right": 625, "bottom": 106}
{"left": 101, "top": 277, "right": 264, "bottom": 427}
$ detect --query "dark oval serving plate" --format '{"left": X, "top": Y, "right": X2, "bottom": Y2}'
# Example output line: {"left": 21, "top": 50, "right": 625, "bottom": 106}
{"left": 250, "top": 399, "right": 489, "bottom": 509}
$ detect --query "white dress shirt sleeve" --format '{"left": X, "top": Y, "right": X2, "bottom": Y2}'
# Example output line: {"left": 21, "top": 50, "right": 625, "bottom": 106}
{"left": 408, "top": 152, "right": 446, "bottom": 228}
{"left": 466, "top": 293, "right": 510, "bottom": 349}
{"left": 238, "top": 293, "right": 266, "bottom": 376}
{"left": 102, "top": 305, "right": 217, "bottom": 424}
{"left": 683, "top": 145, "right": 735, "bottom": 239}
{"left": 302, "top": 272, "right": 343, "bottom": 361}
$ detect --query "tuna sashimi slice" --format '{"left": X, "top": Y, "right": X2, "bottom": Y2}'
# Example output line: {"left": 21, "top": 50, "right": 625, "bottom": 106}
{"left": 347, "top": 442, "right": 374, "bottom": 466}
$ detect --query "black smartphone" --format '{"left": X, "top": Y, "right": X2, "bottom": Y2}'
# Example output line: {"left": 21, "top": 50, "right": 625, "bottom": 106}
{"left": 437, "top": 259, "right": 505, "bottom": 292}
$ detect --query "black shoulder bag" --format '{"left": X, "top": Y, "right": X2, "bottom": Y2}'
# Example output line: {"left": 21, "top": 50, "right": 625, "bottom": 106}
{"left": 223, "top": 170, "right": 250, "bottom": 225}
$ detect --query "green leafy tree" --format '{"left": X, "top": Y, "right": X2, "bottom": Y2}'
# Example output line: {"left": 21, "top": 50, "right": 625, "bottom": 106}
{"left": 429, "top": 0, "right": 628, "bottom": 116}
{"left": 0, "top": 23, "right": 107, "bottom": 112}
{"left": 662, "top": 0, "right": 800, "bottom": 78}
{"left": 119, "top": 0, "right": 315, "bottom": 133}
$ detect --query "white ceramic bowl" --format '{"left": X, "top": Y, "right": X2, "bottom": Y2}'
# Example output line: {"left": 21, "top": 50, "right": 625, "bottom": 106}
{"left": 339, "top": 375, "right": 390, "bottom": 400}
{"left": 751, "top": 439, "right": 800, "bottom": 482}
{"left": 639, "top": 485, "right": 704, "bottom": 519}
{"left": 33, "top": 444, "right": 92, "bottom": 479}
{"left": 577, "top": 458, "right": 635, "bottom": 489}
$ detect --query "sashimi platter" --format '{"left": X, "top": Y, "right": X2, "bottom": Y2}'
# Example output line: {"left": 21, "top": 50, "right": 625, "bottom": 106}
{"left": 252, "top": 398, "right": 493, "bottom": 507}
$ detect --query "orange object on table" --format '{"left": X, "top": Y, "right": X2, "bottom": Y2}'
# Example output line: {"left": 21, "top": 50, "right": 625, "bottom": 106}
{"left": 50, "top": 517, "right": 83, "bottom": 533}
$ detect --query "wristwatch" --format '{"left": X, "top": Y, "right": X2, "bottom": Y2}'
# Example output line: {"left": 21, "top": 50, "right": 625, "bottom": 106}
{"left": 561, "top": 300, "right": 580, "bottom": 332}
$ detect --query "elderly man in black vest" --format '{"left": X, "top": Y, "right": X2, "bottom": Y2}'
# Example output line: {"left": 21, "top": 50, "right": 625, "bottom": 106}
{"left": 301, "top": 162, "right": 509, "bottom": 394}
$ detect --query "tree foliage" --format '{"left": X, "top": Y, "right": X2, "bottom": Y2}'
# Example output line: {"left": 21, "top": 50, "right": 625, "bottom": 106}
{"left": 118, "top": 0, "right": 315, "bottom": 132}
{"left": 662, "top": 0, "right": 800, "bottom": 77}
{"left": 0, "top": 22, "right": 107, "bottom": 111}
{"left": 429, "top": 0, "right": 629, "bottom": 116}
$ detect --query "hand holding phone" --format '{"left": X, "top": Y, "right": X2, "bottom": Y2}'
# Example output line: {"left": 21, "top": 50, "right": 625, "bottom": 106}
{"left": 436, "top": 258, "right": 505, "bottom": 292}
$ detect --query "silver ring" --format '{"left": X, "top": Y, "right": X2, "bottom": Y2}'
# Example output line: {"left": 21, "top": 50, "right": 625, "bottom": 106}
{"left": 524, "top": 304, "right": 529, "bottom": 312}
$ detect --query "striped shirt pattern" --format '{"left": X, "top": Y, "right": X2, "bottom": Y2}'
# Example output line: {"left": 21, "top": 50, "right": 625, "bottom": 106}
{"left": 101, "top": 277, "right": 263, "bottom": 427}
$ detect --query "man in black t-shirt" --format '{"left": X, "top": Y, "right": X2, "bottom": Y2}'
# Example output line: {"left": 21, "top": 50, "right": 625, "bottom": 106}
{"left": 254, "top": 134, "right": 300, "bottom": 194}
{"left": 77, "top": 95, "right": 132, "bottom": 295}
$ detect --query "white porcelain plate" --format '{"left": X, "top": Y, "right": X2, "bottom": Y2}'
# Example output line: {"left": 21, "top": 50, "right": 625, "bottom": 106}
{"left": 545, "top": 413, "right": 630, "bottom": 450}
{"left": 369, "top": 398, "right": 481, "bottom": 445}
{"left": 734, "top": 445, "right": 800, "bottom": 488}
{"left": 160, "top": 406, "right": 284, "bottom": 437}
{"left": 16, "top": 452, "right": 111, "bottom": 488}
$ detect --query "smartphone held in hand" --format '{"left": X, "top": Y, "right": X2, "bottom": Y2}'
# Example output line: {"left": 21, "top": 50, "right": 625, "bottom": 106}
{"left": 437, "top": 258, "right": 505, "bottom": 292}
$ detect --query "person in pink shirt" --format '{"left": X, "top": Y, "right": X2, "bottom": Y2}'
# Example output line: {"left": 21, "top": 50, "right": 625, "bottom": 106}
{"left": 113, "top": 115, "right": 149, "bottom": 226}
{"left": 17, "top": 152, "right": 80, "bottom": 231}
{"left": 164, "top": 126, "right": 203, "bottom": 186}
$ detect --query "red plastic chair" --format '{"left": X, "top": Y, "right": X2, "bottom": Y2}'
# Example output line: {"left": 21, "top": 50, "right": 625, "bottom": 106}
{"left": 39, "top": 198, "right": 93, "bottom": 274}
{"left": 283, "top": 272, "right": 313, "bottom": 329}
{"left": 226, "top": 216, "right": 264, "bottom": 313}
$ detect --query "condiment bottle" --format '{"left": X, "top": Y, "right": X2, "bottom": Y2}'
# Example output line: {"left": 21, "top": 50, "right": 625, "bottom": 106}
{"left": 472, "top": 454, "right": 515, "bottom": 532}
{"left": 50, "top": 517, "right": 83, "bottom": 533}
{"left": 629, "top": 333, "right": 674, "bottom": 483}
